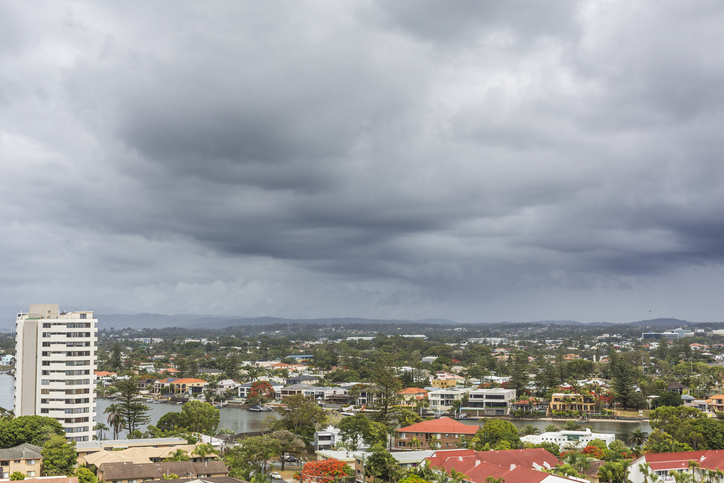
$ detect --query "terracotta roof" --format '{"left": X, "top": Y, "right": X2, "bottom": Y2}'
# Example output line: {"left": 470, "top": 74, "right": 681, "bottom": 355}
{"left": 396, "top": 417, "right": 478, "bottom": 435}
{"left": 427, "top": 448, "right": 559, "bottom": 471}
{"left": 398, "top": 387, "right": 428, "bottom": 395}
{"left": 640, "top": 450, "right": 724, "bottom": 471}
{"left": 432, "top": 458, "right": 549, "bottom": 483}
{"left": 171, "top": 378, "right": 208, "bottom": 384}
{"left": 94, "top": 371, "right": 116, "bottom": 377}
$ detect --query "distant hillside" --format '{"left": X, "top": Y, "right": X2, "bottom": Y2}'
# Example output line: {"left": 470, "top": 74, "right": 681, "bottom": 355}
{"left": 624, "top": 318, "right": 693, "bottom": 328}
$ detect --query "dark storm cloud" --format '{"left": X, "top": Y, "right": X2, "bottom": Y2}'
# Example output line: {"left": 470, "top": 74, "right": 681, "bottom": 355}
{"left": 2, "top": 1, "right": 724, "bottom": 321}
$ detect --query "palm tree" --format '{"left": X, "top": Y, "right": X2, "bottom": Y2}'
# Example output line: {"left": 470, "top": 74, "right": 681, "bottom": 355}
{"left": 563, "top": 452, "right": 591, "bottom": 474}
{"left": 638, "top": 462, "right": 656, "bottom": 483}
{"left": 428, "top": 435, "right": 441, "bottom": 450}
{"left": 164, "top": 449, "right": 191, "bottom": 462}
{"left": 446, "top": 469, "right": 469, "bottom": 483}
{"left": 409, "top": 437, "right": 422, "bottom": 450}
{"left": 628, "top": 428, "right": 649, "bottom": 446}
{"left": 687, "top": 460, "right": 701, "bottom": 482}
{"left": 668, "top": 470, "right": 695, "bottom": 483}
{"left": 105, "top": 403, "right": 124, "bottom": 440}
{"left": 93, "top": 422, "right": 109, "bottom": 440}
{"left": 192, "top": 443, "right": 218, "bottom": 461}
{"left": 562, "top": 420, "right": 581, "bottom": 431}
{"left": 521, "top": 424, "right": 540, "bottom": 436}
{"left": 599, "top": 460, "right": 631, "bottom": 483}
{"left": 544, "top": 424, "right": 558, "bottom": 432}
{"left": 484, "top": 478, "right": 505, "bottom": 483}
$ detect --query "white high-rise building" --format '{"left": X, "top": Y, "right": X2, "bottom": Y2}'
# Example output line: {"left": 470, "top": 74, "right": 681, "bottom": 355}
{"left": 14, "top": 304, "right": 97, "bottom": 442}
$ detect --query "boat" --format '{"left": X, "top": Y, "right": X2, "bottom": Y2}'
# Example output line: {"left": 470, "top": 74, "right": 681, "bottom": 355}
{"left": 248, "top": 405, "right": 263, "bottom": 412}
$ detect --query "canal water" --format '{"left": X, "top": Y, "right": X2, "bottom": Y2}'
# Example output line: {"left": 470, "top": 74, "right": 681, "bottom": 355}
{"left": 0, "top": 374, "right": 650, "bottom": 441}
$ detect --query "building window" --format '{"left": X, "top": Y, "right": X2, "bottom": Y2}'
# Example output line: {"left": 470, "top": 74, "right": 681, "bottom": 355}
{"left": 27, "top": 471, "right": 35, "bottom": 477}
{"left": 27, "top": 460, "right": 35, "bottom": 466}
{"left": 80, "top": 314, "right": 87, "bottom": 319}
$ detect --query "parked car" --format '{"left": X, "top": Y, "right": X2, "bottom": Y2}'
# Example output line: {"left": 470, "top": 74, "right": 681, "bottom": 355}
{"left": 271, "top": 472, "right": 283, "bottom": 480}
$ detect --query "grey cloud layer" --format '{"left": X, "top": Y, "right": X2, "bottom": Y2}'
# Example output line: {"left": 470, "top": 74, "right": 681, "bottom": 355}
{"left": 1, "top": 1, "right": 724, "bottom": 322}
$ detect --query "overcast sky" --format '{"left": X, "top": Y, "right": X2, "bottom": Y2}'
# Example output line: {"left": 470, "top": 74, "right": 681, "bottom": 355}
{"left": 2, "top": 1, "right": 724, "bottom": 324}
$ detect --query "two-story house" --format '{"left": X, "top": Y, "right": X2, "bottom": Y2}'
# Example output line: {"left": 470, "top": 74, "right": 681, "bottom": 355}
{"left": 394, "top": 417, "right": 478, "bottom": 450}
{"left": 0, "top": 444, "right": 42, "bottom": 479}
{"left": 466, "top": 388, "right": 516, "bottom": 416}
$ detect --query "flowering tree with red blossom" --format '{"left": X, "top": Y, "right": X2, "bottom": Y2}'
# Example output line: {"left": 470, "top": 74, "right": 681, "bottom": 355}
{"left": 294, "top": 459, "right": 353, "bottom": 483}
{"left": 248, "top": 381, "right": 276, "bottom": 404}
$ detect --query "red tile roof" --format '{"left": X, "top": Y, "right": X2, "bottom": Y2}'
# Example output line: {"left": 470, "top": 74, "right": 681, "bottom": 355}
{"left": 398, "top": 387, "right": 428, "bottom": 395}
{"left": 432, "top": 458, "right": 549, "bottom": 483}
{"left": 640, "top": 450, "right": 724, "bottom": 471}
{"left": 427, "top": 448, "right": 559, "bottom": 471}
{"left": 428, "top": 449, "right": 577, "bottom": 483}
{"left": 396, "top": 417, "right": 478, "bottom": 435}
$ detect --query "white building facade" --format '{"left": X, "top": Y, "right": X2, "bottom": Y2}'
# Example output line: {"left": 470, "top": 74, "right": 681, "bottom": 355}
{"left": 14, "top": 304, "right": 97, "bottom": 442}
{"left": 466, "top": 388, "right": 516, "bottom": 416}
{"left": 520, "top": 428, "right": 615, "bottom": 449}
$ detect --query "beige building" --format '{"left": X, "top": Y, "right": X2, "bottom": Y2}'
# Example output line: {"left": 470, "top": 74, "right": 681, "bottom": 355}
{"left": 97, "top": 460, "right": 227, "bottom": 483}
{"left": 14, "top": 305, "right": 98, "bottom": 442}
{"left": 0, "top": 443, "right": 42, "bottom": 479}
{"left": 430, "top": 379, "right": 457, "bottom": 388}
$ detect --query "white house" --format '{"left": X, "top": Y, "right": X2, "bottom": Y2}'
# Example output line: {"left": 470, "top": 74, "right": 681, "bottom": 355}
{"left": 427, "top": 388, "right": 470, "bottom": 412}
{"left": 520, "top": 428, "right": 615, "bottom": 449}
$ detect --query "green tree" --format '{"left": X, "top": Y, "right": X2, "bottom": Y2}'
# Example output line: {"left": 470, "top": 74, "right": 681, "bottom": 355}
{"left": 475, "top": 419, "right": 520, "bottom": 449}
{"left": 41, "top": 435, "right": 78, "bottom": 476}
{"left": 105, "top": 403, "right": 125, "bottom": 439}
{"left": 521, "top": 424, "right": 540, "bottom": 436}
{"left": 110, "top": 342, "right": 123, "bottom": 372}
{"left": 9, "top": 472, "right": 25, "bottom": 481}
{"left": 652, "top": 391, "right": 683, "bottom": 408}
{"left": 611, "top": 360, "right": 637, "bottom": 409}
{"left": 192, "top": 442, "right": 218, "bottom": 461}
{"left": 509, "top": 350, "right": 529, "bottom": 394}
{"left": 179, "top": 401, "right": 220, "bottom": 435}
{"left": 338, "top": 415, "right": 370, "bottom": 451}
{"left": 93, "top": 422, "right": 109, "bottom": 441}
{"left": 225, "top": 434, "right": 280, "bottom": 479}
{"left": 0, "top": 415, "right": 65, "bottom": 448}
{"left": 75, "top": 467, "right": 98, "bottom": 483}
{"left": 271, "top": 430, "right": 305, "bottom": 470}
{"left": 116, "top": 377, "right": 151, "bottom": 435}
{"left": 370, "top": 358, "right": 402, "bottom": 424}
{"left": 164, "top": 449, "right": 191, "bottom": 462}
{"left": 627, "top": 428, "right": 649, "bottom": 447}
{"left": 271, "top": 394, "right": 327, "bottom": 444}
{"left": 598, "top": 460, "right": 631, "bottom": 483}
{"left": 157, "top": 412, "right": 185, "bottom": 432}
{"left": 365, "top": 445, "right": 401, "bottom": 483}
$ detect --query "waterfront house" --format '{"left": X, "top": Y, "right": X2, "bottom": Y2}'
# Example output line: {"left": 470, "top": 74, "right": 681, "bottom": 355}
{"left": 394, "top": 417, "right": 478, "bottom": 450}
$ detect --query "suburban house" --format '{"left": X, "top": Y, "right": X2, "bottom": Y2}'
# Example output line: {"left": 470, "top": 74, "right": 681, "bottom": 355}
{"left": 430, "top": 379, "right": 457, "bottom": 388}
{"left": 428, "top": 388, "right": 469, "bottom": 412}
{"left": 707, "top": 394, "right": 724, "bottom": 412}
{"left": 547, "top": 393, "right": 597, "bottom": 415}
{"left": 397, "top": 387, "right": 428, "bottom": 407}
{"left": 0, "top": 444, "right": 42, "bottom": 479}
{"left": 629, "top": 450, "right": 724, "bottom": 483}
{"left": 394, "top": 417, "right": 478, "bottom": 450}
{"left": 167, "top": 378, "right": 208, "bottom": 395}
{"left": 466, "top": 388, "right": 516, "bottom": 416}
{"left": 520, "top": 428, "right": 616, "bottom": 449}
{"left": 426, "top": 449, "right": 581, "bottom": 483}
